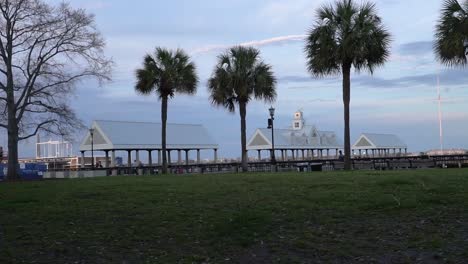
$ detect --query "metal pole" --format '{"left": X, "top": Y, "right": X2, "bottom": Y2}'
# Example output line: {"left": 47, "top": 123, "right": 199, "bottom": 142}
{"left": 464, "top": 39, "right": 468, "bottom": 59}
{"left": 90, "top": 130, "right": 94, "bottom": 169}
{"left": 271, "top": 122, "right": 275, "bottom": 163}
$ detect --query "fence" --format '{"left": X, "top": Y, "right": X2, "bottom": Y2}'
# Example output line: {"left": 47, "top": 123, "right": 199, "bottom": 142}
{"left": 40, "top": 154, "right": 468, "bottom": 179}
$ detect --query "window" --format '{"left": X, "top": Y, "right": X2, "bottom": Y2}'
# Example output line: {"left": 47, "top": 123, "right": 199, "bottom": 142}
{"left": 294, "top": 122, "right": 300, "bottom": 128}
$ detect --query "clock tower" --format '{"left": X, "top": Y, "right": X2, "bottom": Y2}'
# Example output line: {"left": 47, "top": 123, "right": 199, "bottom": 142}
{"left": 292, "top": 110, "right": 304, "bottom": 130}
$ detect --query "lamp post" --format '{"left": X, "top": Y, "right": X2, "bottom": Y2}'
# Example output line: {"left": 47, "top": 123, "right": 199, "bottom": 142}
{"left": 89, "top": 128, "right": 94, "bottom": 169}
{"left": 464, "top": 39, "right": 468, "bottom": 59}
{"left": 268, "top": 106, "right": 276, "bottom": 164}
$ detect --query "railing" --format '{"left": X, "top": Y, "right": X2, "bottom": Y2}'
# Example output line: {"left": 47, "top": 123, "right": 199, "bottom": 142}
{"left": 43, "top": 154, "right": 468, "bottom": 177}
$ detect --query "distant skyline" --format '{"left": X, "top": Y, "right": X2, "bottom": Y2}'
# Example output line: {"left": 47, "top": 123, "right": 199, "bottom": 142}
{"left": 4, "top": 0, "right": 468, "bottom": 159}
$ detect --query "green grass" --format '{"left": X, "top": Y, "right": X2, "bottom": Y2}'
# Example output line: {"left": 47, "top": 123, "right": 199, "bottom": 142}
{"left": 1, "top": 169, "right": 468, "bottom": 263}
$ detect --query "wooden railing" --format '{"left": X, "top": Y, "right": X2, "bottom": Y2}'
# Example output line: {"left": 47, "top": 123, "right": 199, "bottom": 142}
{"left": 47, "top": 154, "right": 468, "bottom": 176}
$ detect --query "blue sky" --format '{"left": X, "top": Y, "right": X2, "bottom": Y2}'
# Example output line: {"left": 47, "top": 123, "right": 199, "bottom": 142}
{"left": 9, "top": 0, "right": 468, "bottom": 159}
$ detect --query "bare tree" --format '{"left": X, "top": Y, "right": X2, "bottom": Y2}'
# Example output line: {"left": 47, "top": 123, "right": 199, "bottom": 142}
{"left": 0, "top": 0, "right": 111, "bottom": 180}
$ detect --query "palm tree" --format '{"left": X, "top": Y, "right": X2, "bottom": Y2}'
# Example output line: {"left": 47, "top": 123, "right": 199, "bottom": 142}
{"left": 135, "top": 47, "right": 198, "bottom": 174}
{"left": 305, "top": 0, "right": 390, "bottom": 170}
{"left": 208, "top": 46, "right": 276, "bottom": 172}
{"left": 434, "top": 0, "right": 468, "bottom": 67}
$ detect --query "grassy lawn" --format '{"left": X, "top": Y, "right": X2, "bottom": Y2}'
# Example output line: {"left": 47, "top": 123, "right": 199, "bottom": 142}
{"left": 1, "top": 169, "right": 467, "bottom": 263}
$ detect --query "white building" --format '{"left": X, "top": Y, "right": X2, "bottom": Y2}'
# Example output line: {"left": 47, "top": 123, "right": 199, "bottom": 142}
{"left": 79, "top": 120, "right": 219, "bottom": 167}
{"left": 247, "top": 111, "right": 343, "bottom": 160}
{"left": 352, "top": 133, "right": 407, "bottom": 157}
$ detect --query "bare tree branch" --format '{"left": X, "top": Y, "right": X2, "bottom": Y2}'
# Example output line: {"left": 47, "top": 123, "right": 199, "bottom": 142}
{"left": 0, "top": 0, "right": 112, "bottom": 180}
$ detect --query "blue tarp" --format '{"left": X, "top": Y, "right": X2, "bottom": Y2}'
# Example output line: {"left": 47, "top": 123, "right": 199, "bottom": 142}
{"left": 0, "top": 163, "right": 46, "bottom": 181}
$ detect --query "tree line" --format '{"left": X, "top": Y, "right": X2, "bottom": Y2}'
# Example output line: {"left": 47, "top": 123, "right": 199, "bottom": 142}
{"left": 1, "top": 0, "right": 467, "bottom": 179}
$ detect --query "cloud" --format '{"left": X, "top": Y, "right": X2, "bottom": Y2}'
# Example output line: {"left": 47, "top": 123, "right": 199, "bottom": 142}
{"left": 278, "top": 68, "right": 468, "bottom": 89}
{"left": 192, "top": 34, "right": 307, "bottom": 55}
{"left": 399, "top": 41, "right": 434, "bottom": 56}
{"left": 80, "top": 1, "right": 110, "bottom": 10}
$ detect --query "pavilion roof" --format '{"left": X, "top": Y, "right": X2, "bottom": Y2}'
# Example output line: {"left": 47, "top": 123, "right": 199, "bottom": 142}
{"left": 353, "top": 133, "right": 407, "bottom": 149}
{"left": 79, "top": 120, "right": 218, "bottom": 151}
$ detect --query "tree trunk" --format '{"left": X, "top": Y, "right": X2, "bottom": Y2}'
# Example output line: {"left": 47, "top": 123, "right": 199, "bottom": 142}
{"left": 4, "top": 17, "right": 19, "bottom": 180}
{"left": 342, "top": 64, "right": 352, "bottom": 170}
{"left": 161, "top": 96, "right": 168, "bottom": 174}
{"left": 6, "top": 100, "right": 19, "bottom": 180}
{"left": 239, "top": 101, "right": 248, "bottom": 172}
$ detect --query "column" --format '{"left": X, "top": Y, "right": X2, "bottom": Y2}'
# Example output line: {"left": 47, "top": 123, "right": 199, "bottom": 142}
{"left": 148, "top": 150, "right": 153, "bottom": 166}
{"left": 81, "top": 151, "right": 85, "bottom": 168}
{"left": 359, "top": 149, "right": 362, "bottom": 157}
{"left": 158, "top": 150, "right": 162, "bottom": 165}
{"left": 291, "top": 149, "right": 295, "bottom": 160}
{"left": 105, "top": 150, "right": 109, "bottom": 168}
{"left": 372, "top": 149, "right": 375, "bottom": 158}
{"left": 127, "top": 150, "right": 132, "bottom": 167}
{"left": 335, "top": 149, "right": 339, "bottom": 158}
{"left": 136, "top": 150, "right": 140, "bottom": 163}
{"left": 214, "top": 149, "right": 218, "bottom": 163}
{"left": 185, "top": 150, "right": 189, "bottom": 166}
{"left": 197, "top": 149, "right": 201, "bottom": 164}
{"left": 326, "top": 149, "right": 330, "bottom": 159}
{"left": 167, "top": 150, "right": 171, "bottom": 165}
{"left": 111, "top": 150, "right": 116, "bottom": 167}
{"left": 178, "top": 150, "right": 182, "bottom": 165}
{"left": 258, "top": 150, "right": 261, "bottom": 161}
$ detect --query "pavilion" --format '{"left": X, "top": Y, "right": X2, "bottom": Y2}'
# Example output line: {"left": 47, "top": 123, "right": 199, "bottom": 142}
{"left": 79, "top": 120, "right": 219, "bottom": 168}
{"left": 352, "top": 133, "right": 407, "bottom": 157}
{"left": 247, "top": 111, "right": 343, "bottom": 160}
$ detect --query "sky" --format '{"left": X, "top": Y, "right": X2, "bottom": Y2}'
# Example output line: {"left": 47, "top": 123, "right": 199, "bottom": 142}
{"left": 6, "top": 0, "right": 468, "bottom": 159}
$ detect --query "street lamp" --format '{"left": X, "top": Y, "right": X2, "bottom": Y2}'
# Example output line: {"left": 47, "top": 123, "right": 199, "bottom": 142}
{"left": 89, "top": 128, "right": 94, "bottom": 169}
{"left": 268, "top": 106, "right": 276, "bottom": 164}
{"left": 464, "top": 39, "right": 468, "bottom": 59}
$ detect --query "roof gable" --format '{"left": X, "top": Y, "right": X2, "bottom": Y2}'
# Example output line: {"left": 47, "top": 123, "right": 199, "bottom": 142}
{"left": 249, "top": 133, "right": 270, "bottom": 147}
{"left": 355, "top": 137, "right": 373, "bottom": 147}
{"left": 84, "top": 128, "right": 110, "bottom": 145}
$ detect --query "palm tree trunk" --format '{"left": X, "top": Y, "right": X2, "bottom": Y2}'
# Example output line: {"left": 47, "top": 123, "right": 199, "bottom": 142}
{"left": 161, "top": 96, "right": 168, "bottom": 174}
{"left": 342, "top": 64, "right": 352, "bottom": 170}
{"left": 239, "top": 101, "right": 248, "bottom": 172}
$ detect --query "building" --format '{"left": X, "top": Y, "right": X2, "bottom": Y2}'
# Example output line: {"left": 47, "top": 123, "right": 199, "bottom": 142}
{"left": 79, "top": 120, "right": 219, "bottom": 167}
{"left": 426, "top": 149, "right": 467, "bottom": 156}
{"left": 352, "top": 133, "right": 407, "bottom": 157}
{"left": 247, "top": 111, "right": 343, "bottom": 160}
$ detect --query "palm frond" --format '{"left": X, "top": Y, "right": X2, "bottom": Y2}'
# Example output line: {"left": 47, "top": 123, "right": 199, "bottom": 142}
{"left": 134, "top": 47, "right": 198, "bottom": 99}
{"left": 434, "top": 0, "right": 468, "bottom": 67}
{"left": 208, "top": 46, "right": 276, "bottom": 113}
{"left": 305, "top": 0, "right": 391, "bottom": 76}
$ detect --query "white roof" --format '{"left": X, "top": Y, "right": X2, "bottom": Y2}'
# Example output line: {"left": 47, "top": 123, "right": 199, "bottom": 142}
{"left": 247, "top": 127, "right": 342, "bottom": 150}
{"left": 79, "top": 120, "right": 218, "bottom": 151}
{"left": 353, "top": 133, "right": 407, "bottom": 149}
